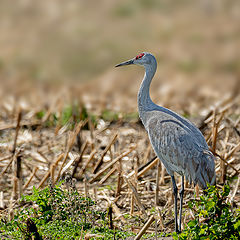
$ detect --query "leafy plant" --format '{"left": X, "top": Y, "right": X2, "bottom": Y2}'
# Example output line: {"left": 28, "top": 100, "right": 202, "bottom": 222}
{"left": 0, "top": 180, "right": 134, "bottom": 239}
{"left": 173, "top": 184, "right": 240, "bottom": 240}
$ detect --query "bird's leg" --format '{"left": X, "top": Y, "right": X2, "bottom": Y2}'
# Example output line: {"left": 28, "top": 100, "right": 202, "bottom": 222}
{"left": 171, "top": 175, "right": 179, "bottom": 233}
{"left": 178, "top": 176, "right": 184, "bottom": 232}
{"left": 155, "top": 159, "right": 161, "bottom": 205}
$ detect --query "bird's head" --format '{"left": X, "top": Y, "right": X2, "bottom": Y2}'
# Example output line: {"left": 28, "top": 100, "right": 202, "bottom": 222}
{"left": 115, "top": 52, "right": 156, "bottom": 68}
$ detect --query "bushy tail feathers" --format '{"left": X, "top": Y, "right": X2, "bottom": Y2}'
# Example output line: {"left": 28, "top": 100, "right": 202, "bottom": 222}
{"left": 197, "top": 151, "right": 216, "bottom": 189}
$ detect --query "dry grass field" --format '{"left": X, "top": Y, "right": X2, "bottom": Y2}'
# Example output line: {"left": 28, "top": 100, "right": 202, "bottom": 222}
{"left": 0, "top": 0, "right": 240, "bottom": 239}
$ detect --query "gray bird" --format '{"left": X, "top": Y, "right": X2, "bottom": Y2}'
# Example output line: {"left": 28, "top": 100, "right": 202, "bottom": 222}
{"left": 115, "top": 52, "right": 216, "bottom": 233}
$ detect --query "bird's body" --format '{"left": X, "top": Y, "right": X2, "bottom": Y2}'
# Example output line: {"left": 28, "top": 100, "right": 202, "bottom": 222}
{"left": 116, "top": 52, "right": 216, "bottom": 233}
{"left": 118, "top": 53, "right": 215, "bottom": 188}
{"left": 141, "top": 109, "right": 215, "bottom": 188}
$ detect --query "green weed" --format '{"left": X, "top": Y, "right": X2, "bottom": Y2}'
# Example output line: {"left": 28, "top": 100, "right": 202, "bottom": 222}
{"left": 173, "top": 184, "right": 240, "bottom": 240}
{"left": 0, "top": 181, "right": 133, "bottom": 239}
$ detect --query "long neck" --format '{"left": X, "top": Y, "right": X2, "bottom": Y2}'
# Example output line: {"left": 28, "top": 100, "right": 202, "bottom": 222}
{"left": 137, "top": 61, "right": 157, "bottom": 114}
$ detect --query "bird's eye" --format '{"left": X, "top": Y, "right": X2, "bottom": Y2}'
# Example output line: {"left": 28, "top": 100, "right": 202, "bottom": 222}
{"left": 136, "top": 53, "right": 145, "bottom": 60}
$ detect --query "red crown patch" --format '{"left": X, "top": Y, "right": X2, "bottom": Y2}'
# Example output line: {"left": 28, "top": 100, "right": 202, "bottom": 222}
{"left": 136, "top": 53, "right": 145, "bottom": 60}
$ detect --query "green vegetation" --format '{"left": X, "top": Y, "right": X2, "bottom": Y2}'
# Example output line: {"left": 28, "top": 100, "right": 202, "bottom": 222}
{"left": 35, "top": 104, "right": 139, "bottom": 129}
{"left": 1, "top": 178, "right": 240, "bottom": 239}
{"left": 36, "top": 103, "right": 96, "bottom": 129}
{"left": 36, "top": 110, "right": 46, "bottom": 120}
{"left": 101, "top": 110, "right": 139, "bottom": 123}
{"left": 0, "top": 181, "right": 134, "bottom": 239}
{"left": 173, "top": 184, "right": 240, "bottom": 240}
{"left": 101, "top": 109, "right": 120, "bottom": 122}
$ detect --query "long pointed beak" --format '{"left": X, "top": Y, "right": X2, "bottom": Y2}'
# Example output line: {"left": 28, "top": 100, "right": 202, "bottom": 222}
{"left": 115, "top": 59, "right": 134, "bottom": 67}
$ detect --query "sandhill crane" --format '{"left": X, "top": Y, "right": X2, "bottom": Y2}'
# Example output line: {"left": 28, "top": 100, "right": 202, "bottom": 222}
{"left": 115, "top": 52, "right": 216, "bottom": 233}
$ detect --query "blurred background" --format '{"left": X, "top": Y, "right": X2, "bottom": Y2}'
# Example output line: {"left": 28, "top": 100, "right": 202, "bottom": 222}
{"left": 0, "top": 0, "right": 239, "bottom": 116}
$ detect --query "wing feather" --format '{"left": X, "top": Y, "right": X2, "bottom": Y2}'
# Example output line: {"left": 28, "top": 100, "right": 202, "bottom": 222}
{"left": 147, "top": 116, "right": 215, "bottom": 188}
